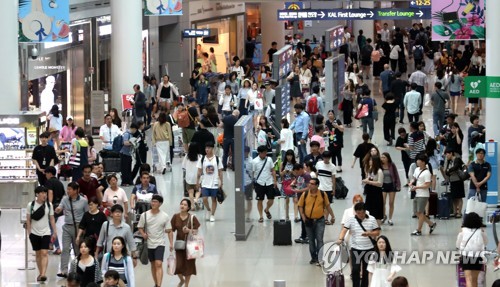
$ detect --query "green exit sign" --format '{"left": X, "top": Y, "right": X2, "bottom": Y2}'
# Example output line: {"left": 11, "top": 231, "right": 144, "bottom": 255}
{"left": 464, "top": 76, "right": 500, "bottom": 98}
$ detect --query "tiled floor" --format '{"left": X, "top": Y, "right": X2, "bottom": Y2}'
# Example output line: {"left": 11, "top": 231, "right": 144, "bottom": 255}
{"left": 1, "top": 77, "right": 499, "bottom": 287}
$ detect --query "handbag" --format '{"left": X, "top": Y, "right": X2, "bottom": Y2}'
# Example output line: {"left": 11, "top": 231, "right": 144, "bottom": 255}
{"left": 186, "top": 215, "right": 204, "bottom": 260}
{"left": 338, "top": 100, "right": 344, "bottom": 111}
{"left": 68, "top": 141, "right": 81, "bottom": 167}
{"left": 466, "top": 195, "right": 487, "bottom": 217}
{"left": 354, "top": 104, "right": 369, "bottom": 120}
{"left": 458, "top": 164, "right": 471, "bottom": 181}
{"left": 216, "top": 188, "right": 227, "bottom": 204}
{"left": 174, "top": 214, "right": 191, "bottom": 251}
{"left": 166, "top": 254, "right": 176, "bottom": 275}
{"left": 137, "top": 212, "right": 149, "bottom": 265}
{"left": 281, "top": 179, "right": 295, "bottom": 196}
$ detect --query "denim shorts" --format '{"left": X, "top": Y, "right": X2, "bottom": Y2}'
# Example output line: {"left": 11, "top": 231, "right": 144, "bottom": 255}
{"left": 202, "top": 187, "right": 218, "bottom": 198}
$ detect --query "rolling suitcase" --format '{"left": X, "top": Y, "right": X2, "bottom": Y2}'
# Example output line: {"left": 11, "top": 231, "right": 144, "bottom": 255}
{"left": 438, "top": 192, "right": 451, "bottom": 219}
{"left": 273, "top": 196, "right": 292, "bottom": 246}
{"left": 326, "top": 271, "right": 345, "bottom": 287}
{"left": 428, "top": 191, "right": 438, "bottom": 218}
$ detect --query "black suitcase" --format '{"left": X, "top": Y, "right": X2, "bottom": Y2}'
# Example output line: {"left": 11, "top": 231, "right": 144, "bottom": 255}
{"left": 103, "top": 157, "right": 121, "bottom": 173}
{"left": 273, "top": 196, "right": 292, "bottom": 245}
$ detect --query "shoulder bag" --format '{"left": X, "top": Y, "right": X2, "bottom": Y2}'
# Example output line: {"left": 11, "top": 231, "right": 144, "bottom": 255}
{"left": 138, "top": 212, "right": 149, "bottom": 265}
{"left": 355, "top": 216, "right": 377, "bottom": 247}
{"left": 174, "top": 214, "right": 190, "bottom": 251}
{"left": 410, "top": 169, "right": 426, "bottom": 199}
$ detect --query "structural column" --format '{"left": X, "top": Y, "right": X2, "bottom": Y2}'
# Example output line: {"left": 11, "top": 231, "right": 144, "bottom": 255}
{"left": 111, "top": 0, "right": 143, "bottom": 108}
{"left": 1, "top": 0, "right": 20, "bottom": 113}
{"left": 352, "top": 1, "right": 375, "bottom": 42}
{"left": 261, "top": 2, "right": 287, "bottom": 63}
{"left": 485, "top": 0, "right": 500, "bottom": 141}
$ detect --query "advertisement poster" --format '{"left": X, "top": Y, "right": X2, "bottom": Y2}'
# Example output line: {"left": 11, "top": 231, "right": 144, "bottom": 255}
{"left": 122, "top": 94, "right": 135, "bottom": 111}
{"left": 144, "top": 0, "right": 183, "bottom": 16}
{"left": 431, "top": 0, "right": 485, "bottom": 41}
{"left": 33, "top": 72, "right": 66, "bottom": 116}
{"left": 19, "top": 0, "right": 70, "bottom": 43}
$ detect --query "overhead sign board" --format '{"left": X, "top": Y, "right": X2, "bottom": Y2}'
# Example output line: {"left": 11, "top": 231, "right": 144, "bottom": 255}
{"left": 410, "top": 0, "right": 431, "bottom": 9}
{"left": 277, "top": 8, "right": 431, "bottom": 21}
{"left": 182, "top": 29, "right": 211, "bottom": 38}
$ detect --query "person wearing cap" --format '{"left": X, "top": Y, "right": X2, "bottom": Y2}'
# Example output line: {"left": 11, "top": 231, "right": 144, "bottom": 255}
{"left": 32, "top": 131, "right": 58, "bottom": 186}
{"left": 55, "top": 182, "right": 90, "bottom": 278}
{"left": 191, "top": 119, "right": 215, "bottom": 156}
{"left": 26, "top": 186, "right": 58, "bottom": 283}
{"left": 138, "top": 195, "right": 173, "bottom": 287}
{"left": 197, "top": 142, "right": 224, "bottom": 222}
{"left": 60, "top": 115, "right": 77, "bottom": 143}
{"left": 119, "top": 123, "right": 138, "bottom": 186}
{"left": 468, "top": 148, "right": 491, "bottom": 203}
{"left": 444, "top": 148, "right": 466, "bottom": 217}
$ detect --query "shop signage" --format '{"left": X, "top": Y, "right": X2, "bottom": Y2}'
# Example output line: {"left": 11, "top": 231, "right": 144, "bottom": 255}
{"left": 284, "top": 2, "right": 304, "bottom": 10}
{"left": 324, "top": 25, "right": 344, "bottom": 52}
{"left": 464, "top": 76, "right": 500, "bottom": 98}
{"left": 272, "top": 45, "right": 293, "bottom": 81}
{"left": 19, "top": 0, "right": 70, "bottom": 43}
{"left": 0, "top": 118, "right": 21, "bottom": 125}
{"left": 277, "top": 8, "right": 431, "bottom": 21}
{"left": 144, "top": 0, "right": 183, "bottom": 16}
{"left": 410, "top": 0, "right": 431, "bottom": 9}
{"left": 121, "top": 94, "right": 134, "bottom": 111}
{"left": 431, "top": 0, "right": 484, "bottom": 41}
{"left": 189, "top": 2, "right": 245, "bottom": 22}
{"left": 182, "top": 29, "right": 211, "bottom": 38}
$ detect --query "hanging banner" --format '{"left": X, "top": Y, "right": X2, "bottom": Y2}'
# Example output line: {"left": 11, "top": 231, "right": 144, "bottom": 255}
{"left": 144, "top": 0, "right": 183, "bottom": 16}
{"left": 19, "top": 0, "right": 70, "bottom": 43}
{"left": 431, "top": 0, "right": 485, "bottom": 41}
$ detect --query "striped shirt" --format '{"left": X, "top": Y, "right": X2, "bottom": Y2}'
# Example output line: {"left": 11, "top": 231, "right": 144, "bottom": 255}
{"left": 408, "top": 131, "right": 425, "bottom": 160}
{"left": 344, "top": 215, "right": 380, "bottom": 250}
{"left": 108, "top": 256, "right": 127, "bottom": 283}
{"left": 316, "top": 160, "right": 336, "bottom": 191}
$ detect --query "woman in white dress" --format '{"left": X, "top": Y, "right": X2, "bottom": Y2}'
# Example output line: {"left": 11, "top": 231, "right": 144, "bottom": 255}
{"left": 368, "top": 235, "right": 401, "bottom": 287}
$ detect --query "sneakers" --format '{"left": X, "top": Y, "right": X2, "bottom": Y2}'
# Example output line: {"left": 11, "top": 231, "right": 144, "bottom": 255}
{"left": 210, "top": 215, "right": 215, "bottom": 222}
{"left": 205, "top": 211, "right": 211, "bottom": 221}
{"left": 388, "top": 220, "right": 394, "bottom": 226}
{"left": 309, "top": 259, "right": 319, "bottom": 265}
{"left": 411, "top": 230, "right": 422, "bottom": 236}
{"left": 382, "top": 215, "right": 387, "bottom": 224}
{"left": 294, "top": 237, "right": 309, "bottom": 244}
{"left": 429, "top": 222, "right": 437, "bottom": 234}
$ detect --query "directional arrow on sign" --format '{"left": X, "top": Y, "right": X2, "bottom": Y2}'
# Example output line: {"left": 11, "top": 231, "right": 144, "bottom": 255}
{"left": 368, "top": 11, "right": 374, "bottom": 18}
{"left": 417, "top": 10, "right": 423, "bottom": 17}
{"left": 319, "top": 11, "right": 325, "bottom": 18}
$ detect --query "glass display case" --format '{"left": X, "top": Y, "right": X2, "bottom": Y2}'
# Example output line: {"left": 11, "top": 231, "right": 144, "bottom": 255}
{"left": 0, "top": 112, "right": 45, "bottom": 209}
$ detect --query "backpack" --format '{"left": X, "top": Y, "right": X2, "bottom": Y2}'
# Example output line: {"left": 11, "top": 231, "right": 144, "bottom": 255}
{"left": 177, "top": 110, "right": 190, "bottom": 128}
{"left": 200, "top": 155, "right": 220, "bottom": 175}
{"left": 307, "top": 96, "right": 319, "bottom": 114}
{"left": 361, "top": 45, "right": 373, "bottom": 60}
{"left": 414, "top": 46, "right": 424, "bottom": 60}
{"left": 112, "top": 134, "right": 124, "bottom": 153}
{"left": 371, "top": 50, "right": 381, "bottom": 62}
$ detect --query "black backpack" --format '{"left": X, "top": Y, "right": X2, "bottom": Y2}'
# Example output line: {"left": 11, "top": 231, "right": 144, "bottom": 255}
{"left": 362, "top": 45, "right": 373, "bottom": 60}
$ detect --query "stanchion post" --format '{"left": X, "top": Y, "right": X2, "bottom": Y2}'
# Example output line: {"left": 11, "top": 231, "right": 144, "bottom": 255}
{"left": 18, "top": 209, "right": 34, "bottom": 270}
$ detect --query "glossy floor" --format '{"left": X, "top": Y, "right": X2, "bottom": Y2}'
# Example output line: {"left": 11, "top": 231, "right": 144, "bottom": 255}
{"left": 1, "top": 85, "right": 499, "bottom": 287}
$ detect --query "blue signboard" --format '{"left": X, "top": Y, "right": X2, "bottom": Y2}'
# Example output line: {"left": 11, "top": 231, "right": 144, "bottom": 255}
{"left": 277, "top": 8, "right": 431, "bottom": 21}
{"left": 409, "top": 0, "right": 431, "bottom": 9}
{"left": 182, "top": 29, "right": 210, "bottom": 38}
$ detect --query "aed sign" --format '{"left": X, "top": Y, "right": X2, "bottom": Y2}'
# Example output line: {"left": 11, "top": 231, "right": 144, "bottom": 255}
{"left": 464, "top": 76, "right": 500, "bottom": 98}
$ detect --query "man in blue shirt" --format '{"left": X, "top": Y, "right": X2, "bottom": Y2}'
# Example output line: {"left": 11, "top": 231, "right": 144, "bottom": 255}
{"left": 358, "top": 90, "right": 376, "bottom": 140}
{"left": 290, "top": 103, "right": 310, "bottom": 164}
{"left": 120, "top": 123, "right": 138, "bottom": 186}
{"left": 379, "top": 64, "right": 393, "bottom": 97}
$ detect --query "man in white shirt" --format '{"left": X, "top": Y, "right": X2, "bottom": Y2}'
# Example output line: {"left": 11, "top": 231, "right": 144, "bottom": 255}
{"left": 138, "top": 195, "right": 173, "bottom": 287}
{"left": 197, "top": 142, "right": 224, "bottom": 222}
{"left": 380, "top": 23, "right": 390, "bottom": 43}
{"left": 315, "top": 151, "right": 337, "bottom": 224}
{"left": 403, "top": 83, "right": 422, "bottom": 123}
{"left": 99, "top": 114, "right": 121, "bottom": 150}
{"left": 252, "top": 145, "right": 278, "bottom": 222}
{"left": 26, "top": 186, "right": 57, "bottom": 283}
{"left": 218, "top": 85, "right": 236, "bottom": 117}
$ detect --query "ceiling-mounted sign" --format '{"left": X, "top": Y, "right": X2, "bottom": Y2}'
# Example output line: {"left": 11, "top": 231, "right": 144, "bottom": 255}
{"left": 431, "top": 0, "right": 484, "bottom": 41}
{"left": 284, "top": 2, "right": 304, "bottom": 10}
{"left": 410, "top": 0, "right": 431, "bottom": 9}
{"left": 144, "top": 0, "right": 183, "bottom": 16}
{"left": 182, "top": 29, "right": 211, "bottom": 38}
{"left": 277, "top": 8, "right": 431, "bottom": 21}
{"left": 19, "top": 0, "right": 70, "bottom": 43}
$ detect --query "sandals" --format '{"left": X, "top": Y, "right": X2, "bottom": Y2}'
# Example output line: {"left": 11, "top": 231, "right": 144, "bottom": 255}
{"left": 325, "top": 220, "right": 333, "bottom": 225}
{"left": 456, "top": 213, "right": 462, "bottom": 218}
{"left": 258, "top": 218, "right": 264, "bottom": 223}
{"left": 265, "top": 209, "right": 272, "bottom": 219}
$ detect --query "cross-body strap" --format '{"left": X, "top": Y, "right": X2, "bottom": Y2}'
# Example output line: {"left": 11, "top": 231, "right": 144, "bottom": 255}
{"left": 463, "top": 228, "right": 479, "bottom": 250}
{"left": 436, "top": 90, "right": 447, "bottom": 104}
{"left": 68, "top": 197, "right": 78, "bottom": 238}
{"left": 255, "top": 157, "right": 268, "bottom": 182}
{"left": 355, "top": 215, "right": 377, "bottom": 246}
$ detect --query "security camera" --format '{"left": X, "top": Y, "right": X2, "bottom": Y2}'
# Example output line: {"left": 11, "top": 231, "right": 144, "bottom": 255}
{"left": 31, "top": 46, "right": 39, "bottom": 60}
